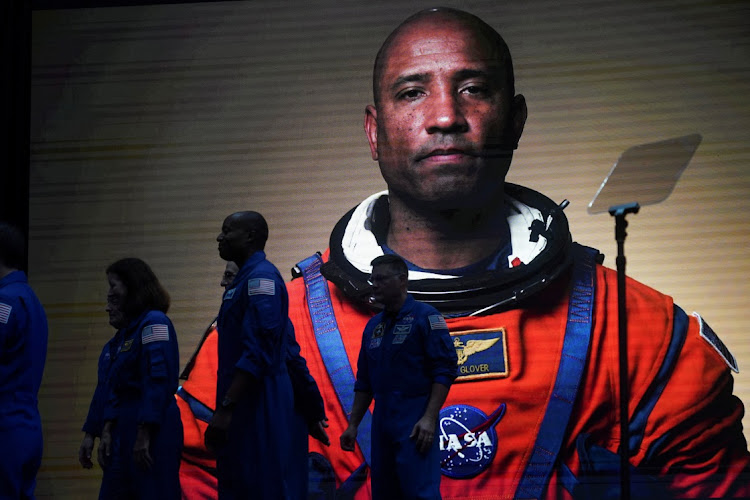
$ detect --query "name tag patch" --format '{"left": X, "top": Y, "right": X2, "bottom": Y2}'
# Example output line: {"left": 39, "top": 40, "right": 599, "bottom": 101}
{"left": 439, "top": 403, "right": 506, "bottom": 479}
{"left": 452, "top": 328, "right": 509, "bottom": 381}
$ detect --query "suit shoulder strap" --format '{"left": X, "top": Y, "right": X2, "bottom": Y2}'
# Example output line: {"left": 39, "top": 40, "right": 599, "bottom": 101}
{"left": 297, "top": 253, "right": 373, "bottom": 465}
{"left": 515, "top": 243, "right": 598, "bottom": 498}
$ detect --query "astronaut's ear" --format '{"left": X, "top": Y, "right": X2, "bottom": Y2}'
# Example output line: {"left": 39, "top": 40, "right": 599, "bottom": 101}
{"left": 365, "top": 105, "right": 379, "bottom": 161}
{"left": 510, "top": 94, "right": 527, "bottom": 149}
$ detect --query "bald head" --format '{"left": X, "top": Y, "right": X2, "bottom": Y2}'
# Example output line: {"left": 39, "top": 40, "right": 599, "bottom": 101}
{"left": 230, "top": 211, "right": 269, "bottom": 248}
{"left": 373, "top": 8, "right": 515, "bottom": 107}
{"left": 217, "top": 211, "right": 269, "bottom": 265}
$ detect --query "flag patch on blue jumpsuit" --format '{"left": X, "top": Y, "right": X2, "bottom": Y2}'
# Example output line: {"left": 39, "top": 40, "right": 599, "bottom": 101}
{"left": 142, "top": 324, "right": 169, "bottom": 344}
{"left": 248, "top": 278, "right": 275, "bottom": 296}
{"left": 0, "top": 302, "right": 11, "bottom": 323}
{"left": 452, "top": 328, "right": 509, "bottom": 381}
{"left": 694, "top": 312, "right": 739, "bottom": 373}
{"left": 429, "top": 314, "right": 447, "bottom": 330}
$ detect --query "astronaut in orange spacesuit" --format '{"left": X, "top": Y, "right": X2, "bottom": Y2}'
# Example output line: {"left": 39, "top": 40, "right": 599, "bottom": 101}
{"left": 179, "top": 7, "right": 750, "bottom": 499}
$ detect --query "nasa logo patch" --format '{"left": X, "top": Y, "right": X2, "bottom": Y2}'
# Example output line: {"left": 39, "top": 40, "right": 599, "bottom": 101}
{"left": 439, "top": 403, "right": 506, "bottom": 479}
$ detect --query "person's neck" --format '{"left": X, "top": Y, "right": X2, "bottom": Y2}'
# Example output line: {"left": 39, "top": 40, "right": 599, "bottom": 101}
{"left": 383, "top": 293, "right": 407, "bottom": 315}
{"left": 386, "top": 194, "right": 508, "bottom": 270}
{"left": 234, "top": 248, "right": 261, "bottom": 270}
{"left": 0, "top": 265, "right": 16, "bottom": 281}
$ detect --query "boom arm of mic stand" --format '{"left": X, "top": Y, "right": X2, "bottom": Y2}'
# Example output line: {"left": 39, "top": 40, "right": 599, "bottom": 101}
{"left": 609, "top": 201, "right": 639, "bottom": 500}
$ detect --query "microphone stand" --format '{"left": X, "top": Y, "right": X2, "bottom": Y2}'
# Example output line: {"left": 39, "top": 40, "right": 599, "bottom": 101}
{"left": 609, "top": 201, "right": 640, "bottom": 500}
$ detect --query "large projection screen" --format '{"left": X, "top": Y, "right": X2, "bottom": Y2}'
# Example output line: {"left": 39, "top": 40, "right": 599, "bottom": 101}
{"left": 30, "top": 0, "right": 749, "bottom": 496}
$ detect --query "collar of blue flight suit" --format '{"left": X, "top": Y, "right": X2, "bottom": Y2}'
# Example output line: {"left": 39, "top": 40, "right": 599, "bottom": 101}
{"left": 0, "top": 270, "right": 27, "bottom": 287}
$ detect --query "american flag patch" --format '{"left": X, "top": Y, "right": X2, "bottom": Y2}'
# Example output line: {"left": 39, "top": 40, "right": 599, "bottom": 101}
{"left": 248, "top": 278, "right": 275, "bottom": 296}
{"left": 142, "top": 324, "right": 170, "bottom": 344}
{"left": 0, "top": 302, "right": 11, "bottom": 324}
{"left": 429, "top": 314, "right": 447, "bottom": 330}
{"left": 694, "top": 312, "right": 739, "bottom": 373}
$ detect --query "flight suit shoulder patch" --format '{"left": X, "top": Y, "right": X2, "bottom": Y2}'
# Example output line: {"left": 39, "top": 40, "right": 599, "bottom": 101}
{"left": 429, "top": 314, "right": 447, "bottom": 330}
{"left": 248, "top": 278, "right": 275, "bottom": 296}
{"left": 693, "top": 312, "right": 739, "bottom": 373}
{"left": 142, "top": 323, "right": 170, "bottom": 344}
{"left": 0, "top": 302, "right": 11, "bottom": 323}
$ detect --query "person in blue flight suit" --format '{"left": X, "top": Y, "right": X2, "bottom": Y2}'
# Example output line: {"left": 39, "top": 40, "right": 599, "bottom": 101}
{"left": 178, "top": 259, "right": 330, "bottom": 499}
{"left": 0, "top": 222, "right": 48, "bottom": 499}
{"left": 341, "top": 254, "right": 458, "bottom": 500}
{"left": 79, "top": 257, "right": 182, "bottom": 499}
{"left": 204, "top": 210, "right": 300, "bottom": 499}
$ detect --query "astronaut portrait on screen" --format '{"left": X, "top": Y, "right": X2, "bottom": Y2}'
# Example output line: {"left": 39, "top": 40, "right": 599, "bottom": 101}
{"left": 178, "top": 7, "right": 750, "bottom": 499}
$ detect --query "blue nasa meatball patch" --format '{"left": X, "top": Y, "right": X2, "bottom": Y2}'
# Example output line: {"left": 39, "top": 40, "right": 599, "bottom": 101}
{"left": 439, "top": 403, "right": 506, "bottom": 479}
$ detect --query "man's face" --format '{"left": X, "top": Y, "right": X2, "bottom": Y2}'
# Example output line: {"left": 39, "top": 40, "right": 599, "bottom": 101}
{"left": 106, "top": 272, "right": 128, "bottom": 329}
{"left": 216, "top": 214, "right": 248, "bottom": 263}
{"left": 221, "top": 261, "right": 239, "bottom": 289}
{"left": 369, "top": 264, "right": 405, "bottom": 307}
{"left": 366, "top": 18, "right": 525, "bottom": 210}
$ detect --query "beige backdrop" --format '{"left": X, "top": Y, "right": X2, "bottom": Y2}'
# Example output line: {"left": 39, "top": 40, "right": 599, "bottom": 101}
{"left": 30, "top": 0, "right": 750, "bottom": 497}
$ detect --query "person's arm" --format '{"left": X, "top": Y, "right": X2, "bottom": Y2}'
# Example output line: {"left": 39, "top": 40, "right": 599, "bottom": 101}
{"left": 624, "top": 307, "right": 750, "bottom": 497}
{"left": 134, "top": 317, "right": 179, "bottom": 469}
{"left": 410, "top": 311, "right": 458, "bottom": 453}
{"left": 410, "top": 382, "right": 450, "bottom": 454}
{"left": 206, "top": 275, "right": 282, "bottom": 452}
{"left": 80, "top": 341, "right": 111, "bottom": 468}
{"left": 340, "top": 390, "right": 373, "bottom": 452}
{"left": 204, "top": 368, "right": 256, "bottom": 452}
{"left": 285, "top": 319, "right": 329, "bottom": 445}
{"left": 97, "top": 420, "right": 113, "bottom": 469}
{"left": 341, "top": 328, "right": 374, "bottom": 452}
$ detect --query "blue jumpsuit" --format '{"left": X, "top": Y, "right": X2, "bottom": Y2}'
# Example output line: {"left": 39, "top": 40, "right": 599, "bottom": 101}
{"left": 215, "top": 251, "right": 297, "bottom": 499}
{"left": 83, "top": 310, "right": 182, "bottom": 499}
{"left": 0, "top": 271, "right": 48, "bottom": 499}
{"left": 354, "top": 295, "right": 458, "bottom": 500}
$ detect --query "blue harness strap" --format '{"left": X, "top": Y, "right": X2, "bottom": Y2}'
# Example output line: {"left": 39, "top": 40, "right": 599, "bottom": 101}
{"left": 176, "top": 386, "right": 214, "bottom": 423}
{"left": 515, "top": 243, "right": 598, "bottom": 499}
{"left": 297, "top": 254, "right": 373, "bottom": 466}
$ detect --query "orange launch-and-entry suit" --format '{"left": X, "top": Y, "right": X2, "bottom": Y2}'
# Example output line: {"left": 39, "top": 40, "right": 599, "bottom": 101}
{"left": 178, "top": 186, "right": 750, "bottom": 499}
